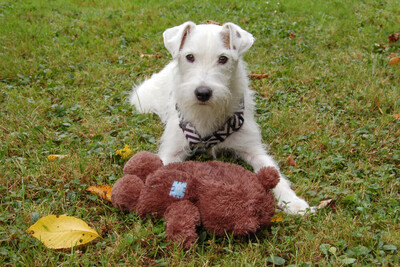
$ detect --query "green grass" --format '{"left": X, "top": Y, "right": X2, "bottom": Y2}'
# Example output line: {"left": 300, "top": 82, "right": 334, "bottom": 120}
{"left": 1, "top": 0, "right": 399, "bottom": 265}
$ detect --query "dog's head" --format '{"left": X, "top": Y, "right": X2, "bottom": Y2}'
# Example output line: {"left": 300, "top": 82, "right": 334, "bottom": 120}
{"left": 163, "top": 21, "right": 254, "bottom": 59}
{"left": 163, "top": 22, "right": 254, "bottom": 122}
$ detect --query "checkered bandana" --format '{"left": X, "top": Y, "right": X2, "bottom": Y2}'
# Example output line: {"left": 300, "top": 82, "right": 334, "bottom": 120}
{"left": 178, "top": 99, "right": 244, "bottom": 149}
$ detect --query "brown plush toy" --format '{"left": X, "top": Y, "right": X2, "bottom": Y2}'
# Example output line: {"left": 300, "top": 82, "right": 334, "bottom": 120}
{"left": 111, "top": 151, "right": 279, "bottom": 248}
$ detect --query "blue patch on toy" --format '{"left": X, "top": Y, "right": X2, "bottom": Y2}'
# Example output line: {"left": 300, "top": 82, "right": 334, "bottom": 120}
{"left": 169, "top": 181, "right": 187, "bottom": 199}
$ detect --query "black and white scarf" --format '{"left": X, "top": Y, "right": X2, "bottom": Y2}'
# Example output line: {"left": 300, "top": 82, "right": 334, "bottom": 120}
{"left": 178, "top": 99, "right": 245, "bottom": 149}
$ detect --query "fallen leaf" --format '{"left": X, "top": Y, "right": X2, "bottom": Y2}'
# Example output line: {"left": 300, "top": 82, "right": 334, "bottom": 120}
{"left": 47, "top": 154, "right": 67, "bottom": 162}
{"left": 394, "top": 113, "right": 400, "bottom": 120}
{"left": 376, "top": 43, "right": 385, "bottom": 49}
{"left": 388, "top": 57, "right": 400, "bottom": 66}
{"left": 249, "top": 73, "right": 268, "bottom": 79}
{"left": 317, "top": 199, "right": 334, "bottom": 209}
{"left": 373, "top": 43, "right": 385, "bottom": 53}
{"left": 287, "top": 156, "right": 296, "bottom": 167}
{"left": 388, "top": 33, "right": 400, "bottom": 44}
{"left": 116, "top": 144, "right": 132, "bottom": 159}
{"left": 376, "top": 100, "right": 384, "bottom": 114}
{"left": 86, "top": 185, "right": 112, "bottom": 202}
{"left": 139, "top": 53, "right": 162, "bottom": 59}
{"left": 289, "top": 32, "right": 296, "bottom": 40}
{"left": 270, "top": 212, "right": 284, "bottom": 223}
{"left": 26, "top": 215, "right": 100, "bottom": 249}
{"left": 206, "top": 20, "right": 220, "bottom": 25}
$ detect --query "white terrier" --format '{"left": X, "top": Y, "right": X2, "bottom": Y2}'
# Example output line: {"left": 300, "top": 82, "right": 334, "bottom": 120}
{"left": 130, "top": 21, "right": 313, "bottom": 215}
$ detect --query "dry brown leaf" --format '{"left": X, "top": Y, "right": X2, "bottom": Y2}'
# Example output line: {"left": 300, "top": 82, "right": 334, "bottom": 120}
{"left": 374, "top": 43, "right": 386, "bottom": 51}
{"left": 249, "top": 73, "right": 268, "bottom": 79}
{"left": 317, "top": 199, "right": 334, "bottom": 210}
{"left": 289, "top": 32, "right": 296, "bottom": 40}
{"left": 86, "top": 185, "right": 112, "bottom": 202}
{"left": 389, "top": 57, "right": 400, "bottom": 66}
{"left": 388, "top": 33, "right": 400, "bottom": 44}
{"left": 287, "top": 156, "right": 296, "bottom": 167}
{"left": 376, "top": 100, "right": 384, "bottom": 115}
{"left": 394, "top": 113, "right": 400, "bottom": 120}
{"left": 206, "top": 20, "right": 220, "bottom": 25}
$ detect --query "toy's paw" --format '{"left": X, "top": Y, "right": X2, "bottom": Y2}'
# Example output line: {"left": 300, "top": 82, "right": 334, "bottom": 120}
{"left": 279, "top": 197, "right": 316, "bottom": 215}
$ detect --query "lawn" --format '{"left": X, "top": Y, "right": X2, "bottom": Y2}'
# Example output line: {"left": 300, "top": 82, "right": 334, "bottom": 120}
{"left": 1, "top": 0, "right": 399, "bottom": 265}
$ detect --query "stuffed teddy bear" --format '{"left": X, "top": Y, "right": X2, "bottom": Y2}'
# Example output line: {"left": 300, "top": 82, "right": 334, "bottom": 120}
{"left": 111, "top": 151, "right": 279, "bottom": 248}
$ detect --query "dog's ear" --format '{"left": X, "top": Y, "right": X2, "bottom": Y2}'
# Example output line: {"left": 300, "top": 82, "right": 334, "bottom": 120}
{"left": 221, "top": 22, "right": 254, "bottom": 55}
{"left": 163, "top": 21, "right": 196, "bottom": 58}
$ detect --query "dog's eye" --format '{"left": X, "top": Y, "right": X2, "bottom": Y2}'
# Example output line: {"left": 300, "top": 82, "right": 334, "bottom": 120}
{"left": 186, "top": 54, "right": 195, "bottom": 63}
{"left": 218, "top": 56, "right": 228, "bottom": 64}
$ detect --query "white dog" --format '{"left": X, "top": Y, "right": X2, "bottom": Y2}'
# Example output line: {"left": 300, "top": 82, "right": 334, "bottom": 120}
{"left": 130, "top": 21, "right": 313, "bottom": 215}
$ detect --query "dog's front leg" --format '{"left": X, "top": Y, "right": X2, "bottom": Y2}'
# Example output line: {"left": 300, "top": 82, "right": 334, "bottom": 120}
{"left": 238, "top": 149, "right": 315, "bottom": 215}
{"left": 158, "top": 119, "right": 190, "bottom": 165}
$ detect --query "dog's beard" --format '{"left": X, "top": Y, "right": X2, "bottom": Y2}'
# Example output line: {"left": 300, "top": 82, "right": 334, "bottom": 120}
{"left": 175, "top": 85, "right": 239, "bottom": 137}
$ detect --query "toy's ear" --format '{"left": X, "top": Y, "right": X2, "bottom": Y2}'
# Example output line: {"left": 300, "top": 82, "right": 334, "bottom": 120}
{"left": 163, "top": 21, "right": 196, "bottom": 58}
{"left": 257, "top": 167, "right": 280, "bottom": 190}
{"left": 123, "top": 151, "right": 163, "bottom": 182}
{"left": 221, "top": 22, "right": 254, "bottom": 56}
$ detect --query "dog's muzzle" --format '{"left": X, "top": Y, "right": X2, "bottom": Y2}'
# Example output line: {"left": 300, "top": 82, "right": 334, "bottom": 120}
{"left": 195, "top": 87, "right": 212, "bottom": 102}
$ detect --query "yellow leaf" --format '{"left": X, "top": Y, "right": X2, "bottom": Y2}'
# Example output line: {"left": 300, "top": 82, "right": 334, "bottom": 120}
{"left": 394, "top": 113, "right": 400, "bottom": 120}
{"left": 116, "top": 144, "right": 132, "bottom": 159}
{"left": 86, "top": 185, "right": 112, "bottom": 202}
{"left": 47, "top": 154, "right": 67, "bottom": 162}
{"left": 270, "top": 212, "right": 284, "bottom": 223}
{"left": 26, "top": 215, "right": 100, "bottom": 249}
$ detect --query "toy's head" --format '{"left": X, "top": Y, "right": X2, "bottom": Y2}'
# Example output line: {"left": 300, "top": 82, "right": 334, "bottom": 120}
{"left": 111, "top": 151, "right": 163, "bottom": 212}
{"left": 111, "top": 152, "right": 199, "bottom": 215}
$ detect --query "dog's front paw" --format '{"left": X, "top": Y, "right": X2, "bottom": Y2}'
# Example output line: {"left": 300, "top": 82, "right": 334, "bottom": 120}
{"left": 278, "top": 197, "right": 316, "bottom": 215}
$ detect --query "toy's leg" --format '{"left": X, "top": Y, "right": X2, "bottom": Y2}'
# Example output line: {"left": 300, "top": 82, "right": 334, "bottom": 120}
{"left": 237, "top": 147, "right": 315, "bottom": 215}
{"left": 164, "top": 200, "right": 201, "bottom": 248}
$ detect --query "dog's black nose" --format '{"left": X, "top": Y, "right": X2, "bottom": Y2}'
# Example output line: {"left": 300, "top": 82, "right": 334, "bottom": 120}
{"left": 195, "top": 87, "right": 212, "bottom": 102}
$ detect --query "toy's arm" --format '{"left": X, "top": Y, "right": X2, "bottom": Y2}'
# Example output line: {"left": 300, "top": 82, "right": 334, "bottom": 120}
{"left": 164, "top": 200, "right": 201, "bottom": 248}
